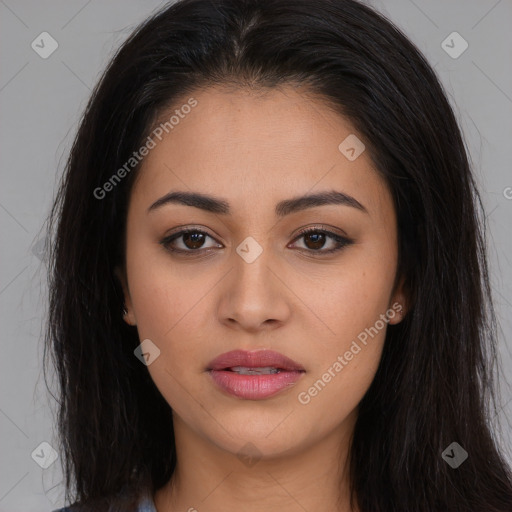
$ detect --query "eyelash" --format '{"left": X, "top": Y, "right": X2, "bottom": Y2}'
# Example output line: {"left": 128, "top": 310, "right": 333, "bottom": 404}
{"left": 159, "top": 226, "right": 353, "bottom": 256}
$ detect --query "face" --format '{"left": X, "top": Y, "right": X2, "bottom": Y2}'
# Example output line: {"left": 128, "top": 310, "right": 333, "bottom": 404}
{"left": 117, "top": 86, "right": 406, "bottom": 460}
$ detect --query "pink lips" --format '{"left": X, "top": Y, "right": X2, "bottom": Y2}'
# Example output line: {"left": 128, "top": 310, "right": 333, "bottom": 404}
{"left": 206, "top": 349, "right": 305, "bottom": 400}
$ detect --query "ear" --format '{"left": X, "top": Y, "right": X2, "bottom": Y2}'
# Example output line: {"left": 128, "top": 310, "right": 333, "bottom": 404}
{"left": 114, "top": 265, "right": 137, "bottom": 326}
{"left": 388, "top": 275, "right": 409, "bottom": 325}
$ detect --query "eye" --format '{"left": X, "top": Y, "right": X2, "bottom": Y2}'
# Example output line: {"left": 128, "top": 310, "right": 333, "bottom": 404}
{"left": 160, "top": 228, "right": 222, "bottom": 254}
{"left": 289, "top": 227, "right": 353, "bottom": 254}
{"left": 160, "top": 225, "right": 353, "bottom": 256}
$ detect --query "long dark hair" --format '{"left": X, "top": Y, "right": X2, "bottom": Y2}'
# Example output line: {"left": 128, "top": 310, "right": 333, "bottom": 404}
{"left": 44, "top": 0, "right": 512, "bottom": 510}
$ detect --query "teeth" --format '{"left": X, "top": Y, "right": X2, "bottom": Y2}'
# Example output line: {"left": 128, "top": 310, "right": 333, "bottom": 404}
{"left": 229, "top": 366, "right": 280, "bottom": 375}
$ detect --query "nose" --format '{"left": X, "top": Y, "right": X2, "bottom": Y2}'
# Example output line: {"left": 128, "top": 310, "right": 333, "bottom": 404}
{"left": 216, "top": 246, "right": 291, "bottom": 333}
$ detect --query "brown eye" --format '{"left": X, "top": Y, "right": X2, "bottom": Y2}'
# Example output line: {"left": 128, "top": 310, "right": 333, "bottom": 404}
{"left": 161, "top": 226, "right": 353, "bottom": 257}
{"left": 160, "top": 229, "right": 222, "bottom": 253}
{"left": 290, "top": 227, "right": 353, "bottom": 255}
{"left": 182, "top": 231, "right": 207, "bottom": 249}
{"left": 303, "top": 232, "right": 327, "bottom": 250}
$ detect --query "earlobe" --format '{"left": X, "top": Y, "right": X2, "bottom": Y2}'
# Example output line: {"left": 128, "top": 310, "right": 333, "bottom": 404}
{"left": 388, "top": 300, "right": 405, "bottom": 325}
{"left": 114, "top": 265, "right": 137, "bottom": 326}
{"left": 388, "top": 276, "right": 409, "bottom": 325}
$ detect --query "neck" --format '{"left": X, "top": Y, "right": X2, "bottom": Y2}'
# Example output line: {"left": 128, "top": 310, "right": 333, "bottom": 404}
{"left": 153, "top": 410, "right": 358, "bottom": 512}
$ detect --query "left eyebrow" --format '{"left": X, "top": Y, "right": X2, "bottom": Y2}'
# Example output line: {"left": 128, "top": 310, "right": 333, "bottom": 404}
{"left": 147, "top": 189, "right": 368, "bottom": 216}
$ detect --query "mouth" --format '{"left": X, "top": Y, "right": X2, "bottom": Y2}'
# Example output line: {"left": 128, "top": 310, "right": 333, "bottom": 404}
{"left": 223, "top": 366, "right": 283, "bottom": 375}
{"left": 206, "top": 350, "right": 305, "bottom": 400}
{"left": 206, "top": 349, "right": 305, "bottom": 372}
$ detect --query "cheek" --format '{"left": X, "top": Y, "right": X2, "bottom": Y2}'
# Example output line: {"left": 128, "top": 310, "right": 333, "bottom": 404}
{"left": 129, "top": 268, "right": 210, "bottom": 365}
{"left": 127, "top": 263, "right": 210, "bottom": 415}
{"left": 308, "top": 253, "right": 397, "bottom": 346}
{"left": 295, "top": 270, "right": 392, "bottom": 420}
{"left": 294, "top": 247, "right": 395, "bottom": 410}
{"left": 125, "top": 230, "right": 204, "bottom": 339}
{"left": 295, "top": 344, "right": 382, "bottom": 435}
{"left": 124, "top": 247, "right": 207, "bottom": 405}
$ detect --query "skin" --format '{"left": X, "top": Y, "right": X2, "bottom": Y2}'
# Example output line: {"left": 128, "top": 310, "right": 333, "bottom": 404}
{"left": 116, "top": 85, "right": 407, "bottom": 512}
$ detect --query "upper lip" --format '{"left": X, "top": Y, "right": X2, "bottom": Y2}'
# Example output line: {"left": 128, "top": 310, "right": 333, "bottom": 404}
{"left": 207, "top": 350, "right": 305, "bottom": 372}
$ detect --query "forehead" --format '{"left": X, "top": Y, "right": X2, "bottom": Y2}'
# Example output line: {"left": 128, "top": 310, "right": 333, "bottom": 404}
{"left": 130, "top": 86, "right": 392, "bottom": 219}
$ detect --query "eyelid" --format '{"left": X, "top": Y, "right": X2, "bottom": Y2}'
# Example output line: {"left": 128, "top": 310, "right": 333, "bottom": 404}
{"left": 289, "top": 226, "right": 353, "bottom": 254}
{"left": 160, "top": 226, "right": 221, "bottom": 251}
{"left": 290, "top": 223, "right": 350, "bottom": 240}
{"left": 160, "top": 224, "right": 353, "bottom": 255}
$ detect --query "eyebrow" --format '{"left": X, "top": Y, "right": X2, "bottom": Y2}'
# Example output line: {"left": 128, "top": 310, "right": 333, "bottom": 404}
{"left": 147, "top": 189, "right": 368, "bottom": 216}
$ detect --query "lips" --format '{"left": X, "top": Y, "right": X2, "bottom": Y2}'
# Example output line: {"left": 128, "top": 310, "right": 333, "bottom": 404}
{"left": 206, "top": 350, "right": 305, "bottom": 400}
{"left": 206, "top": 349, "right": 305, "bottom": 372}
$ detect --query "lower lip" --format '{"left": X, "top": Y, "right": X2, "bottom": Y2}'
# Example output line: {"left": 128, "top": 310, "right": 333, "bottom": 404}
{"left": 208, "top": 369, "right": 305, "bottom": 400}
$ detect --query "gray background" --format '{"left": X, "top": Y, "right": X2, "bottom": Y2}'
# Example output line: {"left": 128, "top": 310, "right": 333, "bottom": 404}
{"left": 0, "top": 0, "right": 511, "bottom": 509}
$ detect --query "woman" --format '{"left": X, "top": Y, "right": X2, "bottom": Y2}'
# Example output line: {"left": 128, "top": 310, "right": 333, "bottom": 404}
{"left": 44, "top": 0, "right": 512, "bottom": 510}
